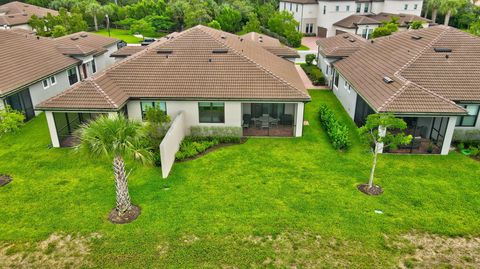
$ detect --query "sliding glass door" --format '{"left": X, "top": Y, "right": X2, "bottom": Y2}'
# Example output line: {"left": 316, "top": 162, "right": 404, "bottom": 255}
{"left": 5, "top": 88, "right": 35, "bottom": 121}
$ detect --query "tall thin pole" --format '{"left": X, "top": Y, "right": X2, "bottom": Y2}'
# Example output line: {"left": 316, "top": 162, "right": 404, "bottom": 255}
{"left": 106, "top": 14, "right": 110, "bottom": 37}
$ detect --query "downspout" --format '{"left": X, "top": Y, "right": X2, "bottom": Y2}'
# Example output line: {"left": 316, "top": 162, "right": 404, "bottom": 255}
{"left": 301, "top": 4, "right": 304, "bottom": 33}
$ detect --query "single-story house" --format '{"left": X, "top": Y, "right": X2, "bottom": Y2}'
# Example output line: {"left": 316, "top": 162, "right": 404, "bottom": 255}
{"left": 36, "top": 25, "right": 311, "bottom": 147}
{"left": 0, "top": 1, "right": 58, "bottom": 31}
{"left": 241, "top": 32, "right": 300, "bottom": 61}
{"left": 316, "top": 32, "right": 367, "bottom": 87}
{"left": 333, "top": 12, "right": 430, "bottom": 39}
{"left": 0, "top": 30, "right": 119, "bottom": 121}
{"left": 319, "top": 26, "right": 480, "bottom": 155}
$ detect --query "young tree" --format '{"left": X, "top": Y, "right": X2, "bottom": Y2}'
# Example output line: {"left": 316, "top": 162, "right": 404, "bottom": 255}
{"left": 241, "top": 13, "right": 261, "bottom": 33}
{"left": 51, "top": 25, "right": 68, "bottom": 37}
{"left": 76, "top": 115, "right": 152, "bottom": 223}
{"left": 0, "top": 106, "right": 25, "bottom": 137}
{"left": 371, "top": 17, "right": 399, "bottom": 38}
{"left": 207, "top": 19, "right": 221, "bottom": 29}
{"left": 257, "top": 3, "right": 275, "bottom": 27}
{"left": 358, "top": 114, "right": 412, "bottom": 195}
{"left": 130, "top": 19, "right": 156, "bottom": 37}
{"left": 216, "top": 5, "right": 242, "bottom": 33}
{"left": 268, "top": 11, "right": 301, "bottom": 46}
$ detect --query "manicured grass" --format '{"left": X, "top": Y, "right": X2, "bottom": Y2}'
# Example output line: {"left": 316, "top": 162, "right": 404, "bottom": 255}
{"left": 1, "top": 91, "right": 480, "bottom": 267}
{"left": 94, "top": 29, "right": 143, "bottom": 44}
{"left": 295, "top": 44, "right": 311, "bottom": 50}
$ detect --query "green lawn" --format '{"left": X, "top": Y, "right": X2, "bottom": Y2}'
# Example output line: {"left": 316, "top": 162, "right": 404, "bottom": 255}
{"left": 1, "top": 91, "right": 480, "bottom": 268}
{"left": 94, "top": 29, "right": 143, "bottom": 44}
{"left": 295, "top": 44, "right": 311, "bottom": 50}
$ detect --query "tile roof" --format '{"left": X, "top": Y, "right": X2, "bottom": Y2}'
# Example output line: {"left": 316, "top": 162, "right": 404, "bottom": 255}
{"left": 37, "top": 26, "right": 310, "bottom": 110}
{"left": 334, "top": 13, "right": 430, "bottom": 29}
{"left": 0, "top": 29, "right": 78, "bottom": 97}
{"left": 110, "top": 45, "right": 146, "bottom": 57}
{"left": 334, "top": 26, "right": 477, "bottom": 115}
{"left": 0, "top": 1, "right": 58, "bottom": 26}
{"left": 241, "top": 32, "right": 299, "bottom": 58}
{"left": 316, "top": 33, "right": 368, "bottom": 57}
{"left": 281, "top": 0, "right": 317, "bottom": 4}
{"left": 53, "top": 32, "right": 118, "bottom": 56}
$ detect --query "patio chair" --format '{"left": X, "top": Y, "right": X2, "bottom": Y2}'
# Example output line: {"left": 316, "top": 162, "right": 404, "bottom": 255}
{"left": 270, "top": 118, "right": 279, "bottom": 128}
{"left": 261, "top": 119, "right": 269, "bottom": 129}
{"left": 242, "top": 114, "right": 251, "bottom": 128}
{"left": 280, "top": 114, "right": 293, "bottom": 125}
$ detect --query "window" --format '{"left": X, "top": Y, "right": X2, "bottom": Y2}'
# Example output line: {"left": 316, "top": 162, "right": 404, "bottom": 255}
{"left": 344, "top": 80, "right": 348, "bottom": 90}
{"left": 361, "top": 28, "right": 373, "bottom": 39}
{"left": 456, "top": 105, "right": 479, "bottom": 127}
{"left": 305, "top": 23, "right": 314, "bottom": 33}
{"left": 356, "top": 3, "right": 361, "bottom": 13}
{"left": 335, "top": 5, "right": 339, "bottom": 12}
{"left": 91, "top": 59, "right": 97, "bottom": 73}
{"left": 42, "top": 79, "right": 49, "bottom": 89}
{"left": 199, "top": 102, "right": 224, "bottom": 123}
{"left": 326, "top": 65, "right": 330, "bottom": 76}
{"left": 283, "top": 2, "right": 286, "bottom": 9}
{"left": 347, "top": 85, "right": 351, "bottom": 93}
{"left": 334, "top": 71, "right": 339, "bottom": 88}
{"left": 140, "top": 101, "right": 166, "bottom": 120}
{"left": 323, "top": 5, "right": 326, "bottom": 14}
{"left": 50, "top": 75, "right": 56, "bottom": 85}
{"left": 296, "top": 4, "right": 298, "bottom": 12}
{"left": 414, "top": 4, "right": 418, "bottom": 10}
{"left": 346, "top": 5, "right": 350, "bottom": 12}
{"left": 404, "top": 4, "right": 408, "bottom": 10}
{"left": 364, "top": 3, "right": 369, "bottom": 13}
{"left": 68, "top": 67, "right": 78, "bottom": 85}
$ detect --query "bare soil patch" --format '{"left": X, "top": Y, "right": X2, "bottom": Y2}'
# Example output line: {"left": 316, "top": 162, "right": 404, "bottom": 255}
{"left": 0, "top": 174, "right": 12, "bottom": 187}
{"left": 399, "top": 233, "right": 480, "bottom": 268}
{"left": 357, "top": 184, "right": 383, "bottom": 196}
{"left": 108, "top": 205, "right": 141, "bottom": 224}
{"left": 0, "top": 233, "right": 101, "bottom": 269}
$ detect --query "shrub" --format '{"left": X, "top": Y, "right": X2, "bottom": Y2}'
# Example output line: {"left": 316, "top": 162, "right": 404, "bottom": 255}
{"left": 300, "top": 64, "right": 325, "bottom": 86}
{"left": 0, "top": 106, "right": 25, "bottom": 137}
{"left": 175, "top": 137, "right": 219, "bottom": 161}
{"left": 190, "top": 126, "right": 242, "bottom": 137}
{"left": 318, "top": 104, "right": 350, "bottom": 150}
{"left": 305, "top": 54, "right": 316, "bottom": 65}
{"left": 469, "top": 146, "right": 480, "bottom": 157}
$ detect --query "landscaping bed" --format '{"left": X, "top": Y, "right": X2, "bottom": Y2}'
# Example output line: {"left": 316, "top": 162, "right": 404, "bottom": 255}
{"left": 300, "top": 63, "right": 325, "bottom": 86}
{"left": 175, "top": 136, "right": 244, "bottom": 162}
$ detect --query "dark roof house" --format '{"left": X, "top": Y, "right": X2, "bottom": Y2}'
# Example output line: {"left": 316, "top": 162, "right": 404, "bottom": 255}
{"left": 0, "top": 1, "right": 58, "bottom": 28}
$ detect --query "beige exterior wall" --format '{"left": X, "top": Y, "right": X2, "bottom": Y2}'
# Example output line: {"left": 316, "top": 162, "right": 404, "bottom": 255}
{"left": 160, "top": 112, "right": 187, "bottom": 178}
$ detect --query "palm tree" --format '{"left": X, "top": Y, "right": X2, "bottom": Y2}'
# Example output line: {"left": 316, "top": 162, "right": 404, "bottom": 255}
{"left": 441, "top": 0, "right": 465, "bottom": 26}
{"left": 85, "top": 0, "right": 102, "bottom": 31}
{"left": 427, "top": 0, "right": 444, "bottom": 23}
{"left": 76, "top": 115, "right": 151, "bottom": 223}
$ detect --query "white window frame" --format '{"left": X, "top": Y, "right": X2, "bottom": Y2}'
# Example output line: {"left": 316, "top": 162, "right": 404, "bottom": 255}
{"left": 42, "top": 79, "right": 49, "bottom": 89}
{"left": 346, "top": 5, "right": 350, "bottom": 12}
{"left": 335, "top": 5, "right": 339, "bottom": 12}
{"left": 404, "top": 4, "right": 408, "bottom": 10}
{"left": 414, "top": 4, "right": 418, "bottom": 10}
{"left": 364, "top": 3, "right": 369, "bottom": 13}
{"left": 356, "top": 3, "right": 361, "bottom": 13}
{"left": 50, "top": 75, "right": 57, "bottom": 86}
{"left": 323, "top": 5, "right": 326, "bottom": 14}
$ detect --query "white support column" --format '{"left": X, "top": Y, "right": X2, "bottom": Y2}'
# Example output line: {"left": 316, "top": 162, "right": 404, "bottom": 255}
{"left": 0, "top": 99, "right": 5, "bottom": 110}
{"left": 295, "top": 102, "right": 305, "bottom": 137}
{"left": 441, "top": 116, "right": 457, "bottom": 155}
{"left": 107, "top": 112, "right": 118, "bottom": 118}
{"left": 45, "top": 111, "right": 60, "bottom": 148}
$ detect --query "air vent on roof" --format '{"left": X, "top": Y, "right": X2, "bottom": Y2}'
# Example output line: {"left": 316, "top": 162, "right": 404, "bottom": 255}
{"left": 411, "top": 35, "right": 422, "bottom": 40}
{"left": 220, "top": 35, "right": 226, "bottom": 39}
{"left": 22, "top": 13, "right": 27, "bottom": 16}
{"left": 80, "top": 33, "right": 88, "bottom": 38}
{"left": 383, "top": 76, "right": 394, "bottom": 84}
{"left": 349, "top": 38, "right": 356, "bottom": 42}
{"left": 343, "top": 35, "right": 349, "bottom": 39}
{"left": 434, "top": 47, "right": 452, "bottom": 53}
{"left": 8, "top": 15, "right": 14, "bottom": 18}
{"left": 212, "top": 48, "right": 228, "bottom": 53}
{"left": 70, "top": 36, "right": 79, "bottom": 40}
{"left": 157, "top": 49, "right": 173, "bottom": 54}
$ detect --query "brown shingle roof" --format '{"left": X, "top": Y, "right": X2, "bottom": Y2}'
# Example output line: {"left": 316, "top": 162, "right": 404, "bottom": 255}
{"left": 281, "top": 0, "right": 317, "bottom": 4}
{"left": 0, "top": 29, "right": 78, "bottom": 97}
{"left": 110, "top": 45, "right": 146, "bottom": 57}
{"left": 317, "top": 33, "right": 368, "bottom": 57}
{"left": 0, "top": 1, "right": 58, "bottom": 26}
{"left": 334, "top": 26, "right": 476, "bottom": 115}
{"left": 53, "top": 32, "right": 118, "bottom": 56}
{"left": 37, "top": 26, "right": 309, "bottom": 110}
{"left": 334, "top": 13, "right": 430, "bottom": 29}
{"left": 241, "top": 32, "right": 299, "bottom": 58}
{"left": 333, "top": 15, "right": 381, "bottom": 29}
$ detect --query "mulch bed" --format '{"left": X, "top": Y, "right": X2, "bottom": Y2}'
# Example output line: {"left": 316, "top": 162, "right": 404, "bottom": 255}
{"left": 108, "top": 205, "right": 141, "bottom": 224}
{"left": 357, "top": 184, "right": 384, "bottom": 196}
{"left": 176, "top": 138, "right": 248, "bottom": 163}
{"left": 0, "top": 174, "right": 12, "bottom": 187}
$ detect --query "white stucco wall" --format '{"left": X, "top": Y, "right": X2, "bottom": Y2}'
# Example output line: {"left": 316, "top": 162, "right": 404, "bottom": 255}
{"left": 332, "top": 73, "right": 357, "bottom": 119}
{"left": 382, "top": 0, "right": 423, "bottom": 16}
{"left": 29, "top": 68, "right": 78, "bottom": 115}
{"left": 317, "top": 55, "right": 337, "bottom": 87}
{"left": 160, "top": 112, "right": 187, "bottom": 178}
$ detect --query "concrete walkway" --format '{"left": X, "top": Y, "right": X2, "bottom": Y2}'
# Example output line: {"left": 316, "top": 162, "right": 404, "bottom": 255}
{"left": 295, "top": 64, "right": 328, "bottom": 90}
{"left": 302, "top": 36, "right": 321, "bottom": 51}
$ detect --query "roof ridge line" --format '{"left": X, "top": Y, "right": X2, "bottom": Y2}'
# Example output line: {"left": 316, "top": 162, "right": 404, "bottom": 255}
{"left": 89, "top": 79, "right": 118, "bottom": 108}
{"left": 197, "top": 26, "right": 309, "bottom": 99}
{"left": 377, "top": 83, "right": 409, "bottom": 111}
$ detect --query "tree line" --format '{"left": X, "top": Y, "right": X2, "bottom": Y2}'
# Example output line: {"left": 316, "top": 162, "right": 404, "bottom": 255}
{"left": 25, "top": 0, "right": 302, "bottom": 47}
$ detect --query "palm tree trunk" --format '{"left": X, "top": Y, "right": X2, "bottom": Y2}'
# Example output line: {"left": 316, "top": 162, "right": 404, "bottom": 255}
{"left": 432, "top": 8, "right": 438, "bottom": 24}
{"left": 368, "top": 143, "right": 379, "bottom": 189}
{"left": 113, "top": 155, "right": 132, "bottom": 214}
{"left": 444, "top": 10, "right": 451, "bottom": 26}
{"left": 93, "top": 12, "right": 98, "bottom": 31}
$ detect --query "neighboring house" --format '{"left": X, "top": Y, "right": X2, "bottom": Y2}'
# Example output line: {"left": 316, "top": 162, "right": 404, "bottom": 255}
{"left": 316, "top": 32, "right": 367, "bottom": 87}
{"left": 241, "top": 32, "right": 300, "bottom": 61}
{"left": 36, "top": 25, "right": 310, "bottom": 147}
{"left": 110, "top": 45, "right": 146, "bottom": 62}
{"left": 279, "top": 0, "right": 424, "bottom": 37}
{"left": 0, "top": 1, "right": 58, "bottom": 31}
{"left": 0, "top": 30, "right": 119, "bottom": 121}
{"left": 333, "top": 13, "right": 430, "bottom": 39}
{"left": 318, "top": 26, "right": 480, "bottom": 155}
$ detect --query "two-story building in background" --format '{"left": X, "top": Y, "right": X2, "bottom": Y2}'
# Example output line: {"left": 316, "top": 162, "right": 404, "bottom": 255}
{"left": 279, "top": 0, "right": 425, "bottom": 37}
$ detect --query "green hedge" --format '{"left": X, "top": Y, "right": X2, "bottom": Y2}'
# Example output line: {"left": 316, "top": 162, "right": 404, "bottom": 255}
{"left": 301, "top": 64, "right": 325, "bottom": 86}
{"left": 318, "top": 104, "right": 350, "bottom": 150}
{"left": 175, "top": 136, "right": 242, "bottom": 161}
{"left": 190, "top": 126, "right": 242, "bottom": 137}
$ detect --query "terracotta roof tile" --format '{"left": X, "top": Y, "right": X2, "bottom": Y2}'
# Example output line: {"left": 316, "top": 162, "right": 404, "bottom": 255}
{"left": 0, "top": 1, "right": 58, "bottom": 26}
{"left": 37, "top": 26, "right": 309, "bottom": 110}
{"left": 53, "top": 32, "right": 118, "bottom": 56}
{"left": 241, "top": 32, "right": 299, "bottom": 58}
{"left": 110, "top": 45, "right": 146, "bottom": 57}
{"left": 317, "top": 33, "right": 368, "bottom": 57}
